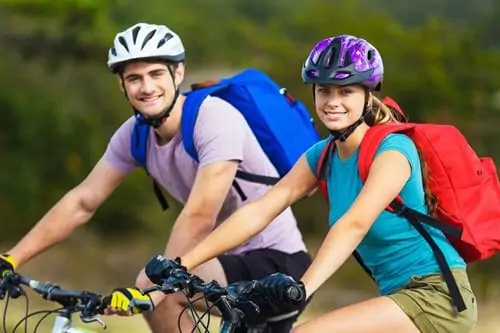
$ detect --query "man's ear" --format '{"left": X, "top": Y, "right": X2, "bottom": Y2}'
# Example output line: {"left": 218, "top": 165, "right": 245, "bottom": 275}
{"left": 117, "top": 74, "right": 125, "bottom": 92}
{"left": 173, "top": 63, "right": 185, "bottom": 86}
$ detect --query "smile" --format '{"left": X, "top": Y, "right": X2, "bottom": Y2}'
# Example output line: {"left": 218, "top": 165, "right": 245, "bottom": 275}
{"left": 139, "top": 94, "right": 163, "bottom": 102}
{"left": 323, "top": 110, "right": 348, "bottom": 121}
{"left": 324, "top": 111, "right": 347, "bottom": 115}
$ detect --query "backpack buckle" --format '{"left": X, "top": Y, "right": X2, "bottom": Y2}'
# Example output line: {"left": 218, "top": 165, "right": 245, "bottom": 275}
{"left": 279, "top": 87, "right": 297, "bottom": 105}
{"left": 390, "top": 200, "right": 407, "bottom": 215}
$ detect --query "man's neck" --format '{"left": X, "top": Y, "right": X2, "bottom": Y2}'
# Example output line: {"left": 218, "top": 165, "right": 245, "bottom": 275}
{"left": 154, "top": 94, "right": 186, "bottom": 145}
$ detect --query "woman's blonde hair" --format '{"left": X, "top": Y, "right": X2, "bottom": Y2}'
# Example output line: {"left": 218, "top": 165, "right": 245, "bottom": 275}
{"left": 365, "top": 94, "right": 438, "bottom": 216}
{"left": 365, "top": 95, "right": 408, "bottom": 126}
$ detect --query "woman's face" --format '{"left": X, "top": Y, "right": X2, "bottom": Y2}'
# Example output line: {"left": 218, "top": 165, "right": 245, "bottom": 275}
{"left": 314, "top": 84, "right": 366, "bottom": 131}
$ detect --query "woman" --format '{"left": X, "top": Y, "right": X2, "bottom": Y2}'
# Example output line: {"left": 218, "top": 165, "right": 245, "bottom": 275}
{"left": 179, "top": 35, "right": 478, "bottom": 332}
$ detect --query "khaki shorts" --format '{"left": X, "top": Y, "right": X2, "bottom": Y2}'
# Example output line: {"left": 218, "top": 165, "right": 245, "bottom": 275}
{"left": 387, "top": 269, "right": 477, "bottom": 333}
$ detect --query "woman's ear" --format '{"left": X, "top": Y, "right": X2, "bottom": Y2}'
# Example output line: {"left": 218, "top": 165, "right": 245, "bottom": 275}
{"left": 367, "top": 91, "right": 375, "bottom": 109}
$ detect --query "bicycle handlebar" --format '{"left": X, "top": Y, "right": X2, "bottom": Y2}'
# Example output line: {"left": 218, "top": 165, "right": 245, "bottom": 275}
{"left": 144, "top": 269, "right": 303, "bottom": 304}
{"left": 0, "top": 270, "right": 107, "bottom": 327}
{"left": 143, "top": 269, "right": 304, "bottom": 330}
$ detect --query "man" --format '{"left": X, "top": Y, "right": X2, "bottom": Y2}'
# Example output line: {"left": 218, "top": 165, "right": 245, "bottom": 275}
{"left": 0, "top": 23, "right": 311, "bottom": 332}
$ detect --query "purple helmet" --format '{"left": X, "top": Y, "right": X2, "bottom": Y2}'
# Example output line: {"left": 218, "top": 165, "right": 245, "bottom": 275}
{"left": 301, "top": 35, "right": 384, "bottom": 91}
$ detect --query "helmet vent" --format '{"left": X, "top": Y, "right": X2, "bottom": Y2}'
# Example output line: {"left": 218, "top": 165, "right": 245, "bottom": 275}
{"left": 157, "top": 32, "right": 174, "bottom": 48}
{"left": 367, "top": 50, "right": 374, "bottom": 61}
{"left": 323, "top": 47, "right": 335, "bottom": 68}
{"left": 118, "top": 36, "right": 129, "bottom": 52}
{"left": 141, "top": 30, "right": 157, "bottom": 50}
{"left": 132, "top": 26, "right": 141, "bottom": 44}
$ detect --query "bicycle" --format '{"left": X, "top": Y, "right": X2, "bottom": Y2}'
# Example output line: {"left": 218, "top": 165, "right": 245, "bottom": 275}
{"left": 142, "top": 269, "right": 305, "bottom": 333}
{"left": 0, "top": 270, "right": 106, "bottom": 333}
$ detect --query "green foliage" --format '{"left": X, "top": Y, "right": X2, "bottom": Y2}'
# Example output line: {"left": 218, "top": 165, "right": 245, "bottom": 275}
{"left": 1, "top": 0, "right": 500, "bottom": 258}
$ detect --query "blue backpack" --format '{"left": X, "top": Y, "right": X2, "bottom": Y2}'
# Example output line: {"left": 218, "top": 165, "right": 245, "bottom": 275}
{"left": 131, "top": 68, "right": 321, "bottom": 210}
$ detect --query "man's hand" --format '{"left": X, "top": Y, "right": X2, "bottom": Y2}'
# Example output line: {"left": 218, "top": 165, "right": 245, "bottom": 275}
{"left": 0, "top": 254, "right": 16, "bottom": 277}
{"left": 104, "top": 287, "right": 154, "bottom": 316}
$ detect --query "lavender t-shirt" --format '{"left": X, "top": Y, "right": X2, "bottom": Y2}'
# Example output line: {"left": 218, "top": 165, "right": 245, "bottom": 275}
{"left": 104, "top": 96, "right": 307, "bottom": 255}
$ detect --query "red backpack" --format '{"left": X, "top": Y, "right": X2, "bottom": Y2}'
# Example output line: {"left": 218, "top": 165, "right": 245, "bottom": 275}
{"left": 316, "top": 96, "right": 500, "bottom": 312}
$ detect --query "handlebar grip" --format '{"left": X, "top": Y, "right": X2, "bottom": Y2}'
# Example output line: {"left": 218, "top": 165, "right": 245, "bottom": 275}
{"left": 0, "top": 271, "right": 23, "bottom": 300}
{"left": 44, "top": 286, "right": 83, "bottom": 300}
{"left": 284, "top": 284, "right": 305, "bottom": 304}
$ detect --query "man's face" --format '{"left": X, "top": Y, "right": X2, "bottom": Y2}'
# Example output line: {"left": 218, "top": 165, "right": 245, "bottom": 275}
{"left": 120, "top": 61, "right": 184, "bottom": 117}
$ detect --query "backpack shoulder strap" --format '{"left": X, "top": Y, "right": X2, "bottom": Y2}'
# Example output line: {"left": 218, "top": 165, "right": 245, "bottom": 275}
{"left": 316, "top": 138, "right": 335, "bottom": 178}
{"left": 358, "top": 123, "right": 416, "bottom": 214}
{"left": 130, "top": 117, "right": 150, "bottom": 170}
{"left": 358, "top": 123, "right": 415, "bottom": 183}
{"left": 181, "top": 84, "right": 229, "bottom": 161}
{"left": 130, "top": 117, "right": 170, "bottom": 211}
{"left": 316, "top": 138, "right": 335, "bottom": 202}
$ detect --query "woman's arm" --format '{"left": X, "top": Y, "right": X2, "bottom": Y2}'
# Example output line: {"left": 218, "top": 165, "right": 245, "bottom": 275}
{"left": 181, "top": 155, "right": 318, "bottom": 271}
{"left": 301, "top": 150, "right": 412, "bottom": 297}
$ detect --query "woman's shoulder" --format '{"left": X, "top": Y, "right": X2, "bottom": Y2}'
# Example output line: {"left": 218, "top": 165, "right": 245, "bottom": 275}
{"left": 376, "top": 133, "right": 418, "bottom": 156}
{"left": 305, "top": 136, "right": 332, "bottom": 172}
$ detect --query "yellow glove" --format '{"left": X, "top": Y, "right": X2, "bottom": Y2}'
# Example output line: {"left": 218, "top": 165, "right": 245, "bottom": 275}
{"left": 0, "top": 254, "right": 16, "bottom": 277}
{"left": 108, "top": 287, "right": 154, "bottom": 314}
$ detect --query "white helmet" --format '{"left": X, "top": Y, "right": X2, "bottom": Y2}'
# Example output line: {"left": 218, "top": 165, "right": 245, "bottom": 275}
{"left": 107, "top": 23, "right": 185, "bottom": 73}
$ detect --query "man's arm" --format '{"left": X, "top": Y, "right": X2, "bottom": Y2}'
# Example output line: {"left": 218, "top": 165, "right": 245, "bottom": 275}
{"left": 164, "top": 160, "right": 238, "bottom": 259}
{"left": 163, "top": 98, "right": 248, "bottom": 259}
{"left": 8, "top": 158, "right": 127, "bottom": 267}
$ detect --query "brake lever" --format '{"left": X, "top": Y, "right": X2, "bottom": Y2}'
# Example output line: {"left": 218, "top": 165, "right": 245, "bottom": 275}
{"left": 80, "top": 314, "right": 107, "bottom": 329}
{"left": 142, "top": 284, "right": 180, "bottom": 295}
{"left": 160, "top": 284, "right": 181, "bottom": 293}
{"left": 141, "top": 285, "right": 160, "bottom": 295}
{"left": 240, "top": 300, "right": 259, "bottom": 315}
